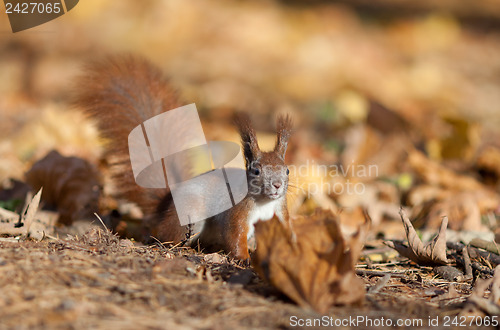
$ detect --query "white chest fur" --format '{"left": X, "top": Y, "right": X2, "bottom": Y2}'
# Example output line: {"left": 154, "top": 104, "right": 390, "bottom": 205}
{"left": 246, "top": 198, "right": 284, "bottom": 239}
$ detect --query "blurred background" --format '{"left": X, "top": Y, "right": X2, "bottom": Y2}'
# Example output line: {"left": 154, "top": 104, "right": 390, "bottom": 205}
{"left": 1, "top": 0, "right": 500, "bottom": 239}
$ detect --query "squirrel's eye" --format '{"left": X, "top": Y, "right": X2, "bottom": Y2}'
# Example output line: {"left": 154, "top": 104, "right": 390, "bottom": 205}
{"left": 253, "top": 168, "right": 260, "bottom": 175}
{"left": 286, "top": 168, "right": 290, "bottom": 175}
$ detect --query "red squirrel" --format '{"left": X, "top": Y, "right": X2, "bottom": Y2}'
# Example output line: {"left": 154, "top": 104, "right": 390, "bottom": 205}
{"left": 75, "top": 55, "right": 292, "bottom": 260}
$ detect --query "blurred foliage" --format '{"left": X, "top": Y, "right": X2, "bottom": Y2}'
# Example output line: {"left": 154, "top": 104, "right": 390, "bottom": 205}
{"left": 0, "top": 0, "right": 499, "bottom": 238}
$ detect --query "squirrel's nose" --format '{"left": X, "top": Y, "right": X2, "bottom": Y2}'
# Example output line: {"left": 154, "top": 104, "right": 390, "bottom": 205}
{"left": 272, "top": 181, "right": 282, "bottom": 189}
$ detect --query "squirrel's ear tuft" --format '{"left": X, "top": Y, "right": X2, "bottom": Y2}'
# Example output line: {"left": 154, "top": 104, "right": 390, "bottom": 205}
{"left": 275, "top": 114, "right": 293, "bottom": 160}
{"left": 234, "top": 113, "right": 261, "bottom": 168}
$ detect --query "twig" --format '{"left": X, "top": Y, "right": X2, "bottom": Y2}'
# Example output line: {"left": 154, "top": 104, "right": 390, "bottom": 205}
{"left": 356, "top": 261, "right": 410, "bottom": 268}
{"left": 470, "top": 238, "right": 500, "bottom": 255}
{"left": 44, "top": 233, "right": 61, "bottom": 241}
{"left": 448, "top": 242, "right": 500, "bottom": 267}
{"left": 462, "top": 246, "right": 473, "bottom": 279}
{"left": 94, "top": 213, "right": 110, "bottom": 232}
{"left": 149, "top": 236, "right": 169, "bottom": 253}
{"left": 356, "top": 269, "right": 406, "bottom": 278}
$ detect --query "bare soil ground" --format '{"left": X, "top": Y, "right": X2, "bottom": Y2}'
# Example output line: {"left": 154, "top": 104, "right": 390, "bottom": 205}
{"left": 0, "top": 227, "right": 492, "bottom": 330}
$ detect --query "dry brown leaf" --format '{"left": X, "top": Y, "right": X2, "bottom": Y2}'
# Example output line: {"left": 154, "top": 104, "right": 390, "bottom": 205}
{"left": 341, "top": 125, "right": 411, "bottom": 179}
{"left": 385, "top": 209, "right": 448, "bottom": 266}
{"left": 252, "top": 209, "right": 368, "bottom": 313}
{"left": 23, "top": 187, "right": 42, "bottom": 236}
{"left": 25, "top": 150, "right": 101, "bottom": 225}
{"left": 416, "top": 193, "right": 491, "bottom": 232}
{"left": 461, "top": 265, "right": 500, "bottom": 316}
{"left": 0, "top": 207, "right": 22, "bottom": 237}
{"left": 407, "top": 150, "right": 499, "bottom": 232}
{"left": 408, "top": 185, "right": 498, "bottom": 232}
{"left": 409, "top": 150, "right": 499, "bottom": 198}
{"left": 0, "top": 206, "right": 55, "bottom": 240}
{"left": 407, "top": 149, "right": 500, "bottom": 231}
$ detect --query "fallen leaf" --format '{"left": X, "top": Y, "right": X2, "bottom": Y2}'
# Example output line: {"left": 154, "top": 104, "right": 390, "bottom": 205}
{"left": 25, "top": 150, "right": 101, "bottom": 225}
{"left": 0, "top": 206, "right": 55, "bottom": 240}
{"left": 385, "top": 208, "right": 448, "bottom": 266}
{"left": 252, "top": 209, "right": 368, "bottom": 313}
{"left": 23, "top": 187, "right": 42, "bottom": 236}
{"left": 415, "top": 193, "right": 489, "bottom": 232}
{"left": 409, "top": 150, "right": 496, "bottom": 194}
{"left": 0, "top": 207, "right": 23, "bottom": 237}
{"left": 461, "top": 265, "right": 500, "bottom": 316}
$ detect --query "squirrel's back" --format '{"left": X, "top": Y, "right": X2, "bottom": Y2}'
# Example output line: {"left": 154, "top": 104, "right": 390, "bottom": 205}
{"left": 74, "top": 55, "right": 180, "bottom": 214}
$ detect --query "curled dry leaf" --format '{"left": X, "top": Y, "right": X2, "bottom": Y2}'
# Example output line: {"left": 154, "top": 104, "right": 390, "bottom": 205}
{"left": 0, "top": 189, "right": 54, "bottom": 240}
{"left": 252, "top": 209, "right": 368, "bottom": 313}
{"left": 25, "top": 150, "right": 101, "bottom": 225}
{"left": 23, "top": 187, "right": 42, "bottom": 236}
{"left": 385, "top": 209, "right": 448, "bottom": 266}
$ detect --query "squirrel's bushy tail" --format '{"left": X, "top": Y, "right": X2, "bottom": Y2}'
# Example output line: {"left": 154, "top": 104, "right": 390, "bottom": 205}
{"left": 73, "top": 55, "right": 180, "bottom": 213}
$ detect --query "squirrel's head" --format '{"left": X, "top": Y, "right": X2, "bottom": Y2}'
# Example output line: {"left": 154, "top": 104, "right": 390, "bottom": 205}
{"left": 235, "top": 114, "right": 293, "bottom": 202}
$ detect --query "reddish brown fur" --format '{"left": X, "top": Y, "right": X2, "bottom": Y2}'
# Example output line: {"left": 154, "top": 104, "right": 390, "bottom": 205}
{"left": 234, "top": 113, "right": 260, "bottom": 168}
{"left": 195, "top": 115, "right": 293, "bottom": 261}
{"left": 74, "top": 55, "right": 186, "bottom": 242}
{"left": 75, "top": 56, "right": 292, "bottom": 259}
{"left": 275, "top": 114, "right": 293, "bottom": 158}
{"left": 223, "top": 200, "right": 252, "bottom": 260}
{"left": 196, "top": 198, "right": 252, "bottom": 260}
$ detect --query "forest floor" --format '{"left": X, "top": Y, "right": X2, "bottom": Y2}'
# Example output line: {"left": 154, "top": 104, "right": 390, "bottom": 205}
{"left": 0, "top": 224, "right": 496, "bottom": 330}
